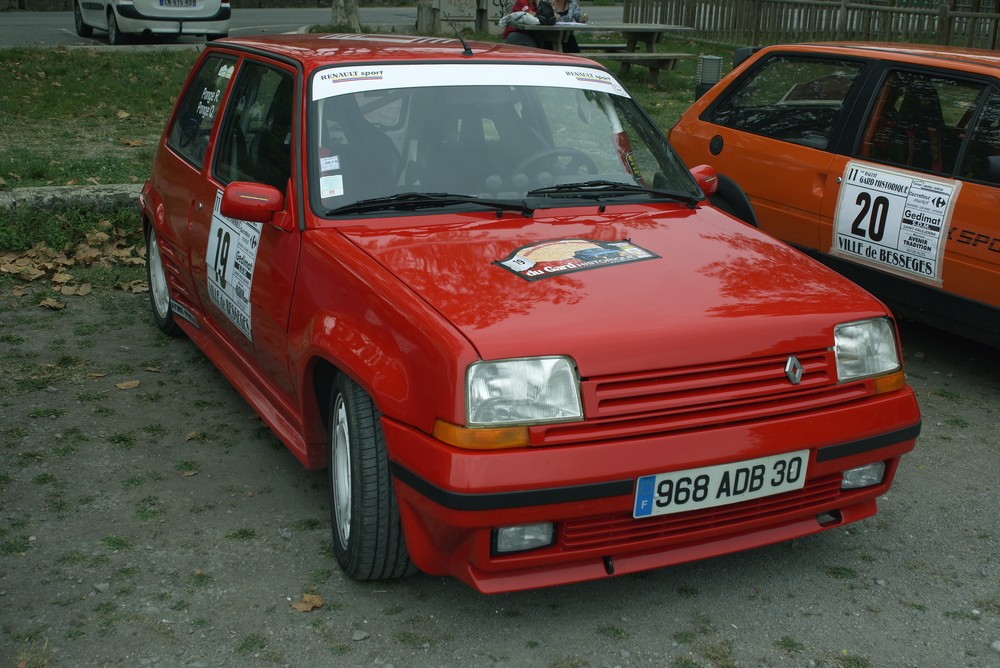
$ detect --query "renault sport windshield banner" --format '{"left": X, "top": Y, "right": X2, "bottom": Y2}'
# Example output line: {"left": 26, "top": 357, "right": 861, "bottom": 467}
{"left": 311, "top": 63, "right": 629, "bottom": 101}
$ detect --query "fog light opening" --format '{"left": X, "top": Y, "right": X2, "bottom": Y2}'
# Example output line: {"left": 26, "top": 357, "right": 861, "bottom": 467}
{"left": 841, "top": 462, "right": 886, "bottom": 489}
{"left": 494, "top": 522, "right": 554, "bottom": 555}
{"left": 817, "top": 510, "right": 842, "bottom": 527}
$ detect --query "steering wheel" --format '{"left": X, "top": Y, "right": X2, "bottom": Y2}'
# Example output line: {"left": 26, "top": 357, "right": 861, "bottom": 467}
{"left": 512, "top": 147, "right": 599, "bottom": 179}
{"left": 178, "top": 116, "right": 201, "bottom": 148}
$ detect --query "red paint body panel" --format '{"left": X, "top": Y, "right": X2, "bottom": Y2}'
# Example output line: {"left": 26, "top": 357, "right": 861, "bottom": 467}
{"left": 142, "top": 35, "right": 922, "bottom": 593}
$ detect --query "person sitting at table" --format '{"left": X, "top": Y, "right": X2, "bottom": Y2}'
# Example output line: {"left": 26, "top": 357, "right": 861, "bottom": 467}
{"left": 503, "top": 0, "right": 540, "bottom": 47}
{"left": 550, "top": 0, "right": 588, "bottom": 52}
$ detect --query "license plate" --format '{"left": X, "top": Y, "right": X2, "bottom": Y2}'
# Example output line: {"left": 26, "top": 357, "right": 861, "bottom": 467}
{"left": 160, "top": 0, "right": 195, "bottom": 7}
{"left": 633, "top": 450, "right": 808, "bottom": 518}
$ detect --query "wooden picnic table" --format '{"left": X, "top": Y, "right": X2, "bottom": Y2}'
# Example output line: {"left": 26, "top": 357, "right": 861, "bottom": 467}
{"left": 517, "top": 22, "right": 693, "bottom": 85}
{"left": 518, "top": 22, "right": 688, "bottom": 53}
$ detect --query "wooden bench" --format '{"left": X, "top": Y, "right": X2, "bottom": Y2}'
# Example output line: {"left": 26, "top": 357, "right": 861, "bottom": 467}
{"left": 597, "top": 52, "right": 693, "bottom": 86}
{"left": 577, "top": 43, "right": 630, "bottom": 53}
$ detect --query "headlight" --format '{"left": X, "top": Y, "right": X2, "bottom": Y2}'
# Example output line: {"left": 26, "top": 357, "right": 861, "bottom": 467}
{"left": 467, "top": 356, "right": 583, "bottom": 427}
{"left": 834, "top": 318, "right": 900, "bottom": 382}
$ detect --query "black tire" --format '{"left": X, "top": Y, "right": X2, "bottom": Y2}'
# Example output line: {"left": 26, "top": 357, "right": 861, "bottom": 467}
{"left": 107, "top": 10, "right": 128, "bottom": 45}
{"left": 74, "top": 1, "right": 93, "bottom": 37}
{"left": 329, "top": 374, "right": 413, "bottom": 581}
{"left": 145, "top": 225, "right": 182, "bottom": 337}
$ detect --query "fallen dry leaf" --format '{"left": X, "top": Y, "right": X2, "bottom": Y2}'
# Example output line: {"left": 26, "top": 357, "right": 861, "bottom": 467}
{"left": 291, "top": 593, "right": 324, "bottom": 612}
{"left": 115, "top": 380, "right": 141, "bottom": 390}
{"left": 38, "top": 297, "right": 66, "bottom": 310}
{"left": 116, "top": 280, "right": 148, "bottom": 294}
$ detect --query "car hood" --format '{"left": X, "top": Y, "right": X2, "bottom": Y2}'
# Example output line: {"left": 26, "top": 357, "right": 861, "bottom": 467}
{"left": 337, "top": 204, "right": 888, "bottom": 377}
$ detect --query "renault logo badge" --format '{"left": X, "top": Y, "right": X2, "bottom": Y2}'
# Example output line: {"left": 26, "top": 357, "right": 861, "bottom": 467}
{"left": 784, "top": 356, "right": 804, "bottom": 385}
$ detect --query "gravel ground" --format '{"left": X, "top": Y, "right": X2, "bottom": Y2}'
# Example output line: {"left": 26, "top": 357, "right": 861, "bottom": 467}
{"left": 1, "top": 287, "right": 998, "bottom": 668}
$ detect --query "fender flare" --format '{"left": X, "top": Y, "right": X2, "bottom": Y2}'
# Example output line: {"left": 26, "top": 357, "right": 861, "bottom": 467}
{"left": 709, "top": 174, "right": 759, "bottom": 228}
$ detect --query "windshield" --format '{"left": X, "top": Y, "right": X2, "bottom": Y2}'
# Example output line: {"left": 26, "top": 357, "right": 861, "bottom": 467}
{"left": 308, "top": 63, "right": 700, "bottom": 216}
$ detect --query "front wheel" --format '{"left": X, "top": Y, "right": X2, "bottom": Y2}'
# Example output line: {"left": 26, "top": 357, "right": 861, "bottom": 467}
{"left": 329, "top": 374, "right": 413, "bottom": 581}
{"left": 74, "top": 1, "right": 93, "bottom": 37}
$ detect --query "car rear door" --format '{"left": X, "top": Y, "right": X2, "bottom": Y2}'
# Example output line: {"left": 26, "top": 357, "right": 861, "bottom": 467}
{"left": 819, "top": 65, "right": 1000, "bottom": 318}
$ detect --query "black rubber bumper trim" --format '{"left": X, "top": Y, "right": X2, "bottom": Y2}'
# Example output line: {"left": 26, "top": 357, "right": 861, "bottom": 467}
{"left": 815, "top": 422, "right": 922, "bottom": 462}
{"left": 390, "top": 462, "right": 633, "bottom": 512}
{"left": 392, "top": 422, "right": 921, "bottom": 512}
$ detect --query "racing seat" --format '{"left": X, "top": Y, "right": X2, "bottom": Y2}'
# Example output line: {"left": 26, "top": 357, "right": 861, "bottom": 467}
{"left": 249, "top": 76, "right": 295, "bottom": 191}
{"left": 414, "top": 100, "right": 532, "bottom": 195}
{"left": 321, "top": 95, "right": 403, "bottom": 202}
{"left": 893, "top": 82, "right": 950, "bottom": 173}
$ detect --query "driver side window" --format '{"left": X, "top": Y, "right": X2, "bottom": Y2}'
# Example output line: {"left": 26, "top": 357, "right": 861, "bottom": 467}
{"left": 215, "top": 63, "right": 295, "bottom": 190}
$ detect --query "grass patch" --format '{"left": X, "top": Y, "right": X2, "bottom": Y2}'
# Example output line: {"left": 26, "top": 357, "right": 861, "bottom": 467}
{"left": 1, "top": 48, "right": 197, "bottom": 191}
{"left": 99, "top": 534, "right": 133, "bottom": 552}
{"left": 824, "top": 565, "right": 859, "bottom": 580}
{"left": 228, "top": 528, "right": 259, "bottom": 541}
{"left": 0, "top": 204, "right": 142, "bottom": 254}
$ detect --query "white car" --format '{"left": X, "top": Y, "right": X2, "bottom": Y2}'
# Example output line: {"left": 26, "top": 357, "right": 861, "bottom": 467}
{"left": 74, "top": 0, "right": 230, "bottom": 45}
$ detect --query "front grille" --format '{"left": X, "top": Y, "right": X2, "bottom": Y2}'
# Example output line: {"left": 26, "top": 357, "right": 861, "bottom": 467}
{"left": 535, "top": 350, "right": 867, "bottom": 445}
{"left": 561, "top": 474, "right": 843, "bottom": 551}
{"left": 586, "top": 350, "right": 835, "bottom": 418}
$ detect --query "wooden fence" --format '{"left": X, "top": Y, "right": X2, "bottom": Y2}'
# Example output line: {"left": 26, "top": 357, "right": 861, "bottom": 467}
{"left": 624, "top": 0, "right": 1000, "bottom": 50}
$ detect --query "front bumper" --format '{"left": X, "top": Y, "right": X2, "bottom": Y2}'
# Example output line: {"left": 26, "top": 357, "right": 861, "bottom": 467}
{"left": 384, "top": 390, "right": 920, "bottom": 593}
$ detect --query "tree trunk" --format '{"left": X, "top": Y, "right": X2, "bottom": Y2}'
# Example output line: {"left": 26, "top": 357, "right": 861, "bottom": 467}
{"left": 331, "top": 0, "right": 361, "bottom": 31}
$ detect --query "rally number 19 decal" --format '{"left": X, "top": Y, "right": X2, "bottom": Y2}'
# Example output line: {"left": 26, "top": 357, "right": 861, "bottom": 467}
{"left": 212, "top": 227, "right": 231, "bottom": 290}
{"left": 206, "top": 191, "right": 261, "bottom": 340}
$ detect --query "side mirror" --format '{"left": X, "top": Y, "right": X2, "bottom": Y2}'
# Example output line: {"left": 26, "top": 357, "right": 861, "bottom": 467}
{"left": 689, "top": 164, "right": 719, "bottom": 197}
{"left": 220, "top": 181, "right": 293, "bottom": 231}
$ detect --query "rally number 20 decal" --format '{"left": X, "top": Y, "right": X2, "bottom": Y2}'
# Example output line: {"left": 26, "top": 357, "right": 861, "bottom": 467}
{"left": 832, "top": 162, "right": 959, "bottom": 286}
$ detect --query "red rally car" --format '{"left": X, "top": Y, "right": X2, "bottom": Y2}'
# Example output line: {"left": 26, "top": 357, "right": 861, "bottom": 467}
{"left": 141, "top": 34, "right": 921, "bottom": 593}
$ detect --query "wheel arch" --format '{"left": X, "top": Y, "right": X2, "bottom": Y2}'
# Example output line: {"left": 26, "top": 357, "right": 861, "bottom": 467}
{"left": 291, "top": 312, "right": 479, "bottom": 467}
{"left": 710, "top": 173, "right": 760, "bottom": 228}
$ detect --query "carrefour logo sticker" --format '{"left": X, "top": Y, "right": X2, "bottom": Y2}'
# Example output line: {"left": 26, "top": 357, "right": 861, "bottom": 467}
{"left": 496, "top": 238, "right": 659, "bottom": 281}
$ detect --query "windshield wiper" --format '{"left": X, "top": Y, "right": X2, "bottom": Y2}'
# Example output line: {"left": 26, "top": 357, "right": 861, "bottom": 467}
{"left": 527, "top": 180, "right": 701, "bottom": 208}
{"left": 327, "top": 192, "right": 534, "bottom": 217}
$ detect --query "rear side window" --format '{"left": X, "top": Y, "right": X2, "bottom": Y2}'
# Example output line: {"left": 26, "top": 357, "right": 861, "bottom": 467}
{"left": 858, "top": 70, "right": 986, "bottom": 177}
{"left": 959, "top": 88, "right": 1000, "bottom": 184}
{"left": 167, "top": 55, "right": 236, "bottom": 168}
{"left": 709, "top": 56, "right": 864, "bottom": 150}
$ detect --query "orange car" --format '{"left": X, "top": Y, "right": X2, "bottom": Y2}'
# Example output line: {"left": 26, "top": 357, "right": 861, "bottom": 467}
{"left": 670, "top": 43, "right": 1000, "bottom": 347}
